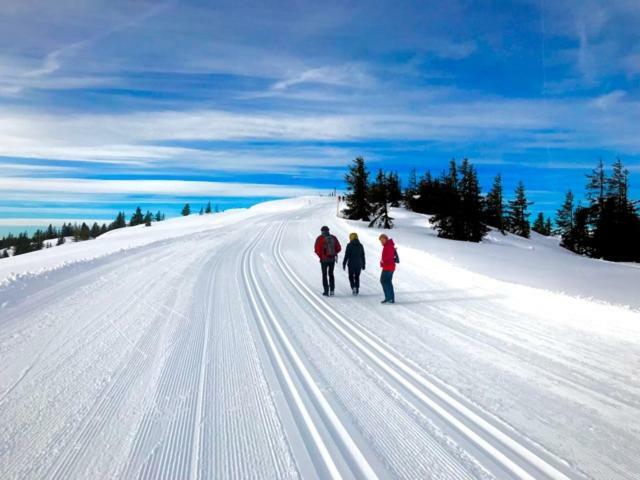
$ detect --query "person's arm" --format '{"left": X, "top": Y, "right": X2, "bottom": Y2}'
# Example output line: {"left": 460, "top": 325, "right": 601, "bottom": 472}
{"left": 314, "top": 236, "right": 323, "bottom": 259}
{"left": 361, "top": 245, "right": 366, "bottom": 270}
{"left": 342, "top": 243, "right": 350, "bottom": 269}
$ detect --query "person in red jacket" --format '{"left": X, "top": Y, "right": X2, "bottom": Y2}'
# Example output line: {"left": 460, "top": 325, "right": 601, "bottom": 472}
{"left": 314, "top": 226, "right": 342, "bottom": 296}
{"left": 378, "top": 234, "right": 396, "bottom": 304}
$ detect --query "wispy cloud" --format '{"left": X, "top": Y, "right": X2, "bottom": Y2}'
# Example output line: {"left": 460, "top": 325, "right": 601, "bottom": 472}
{"left": 0, "top": 177, "right": 329, "bottom": 198}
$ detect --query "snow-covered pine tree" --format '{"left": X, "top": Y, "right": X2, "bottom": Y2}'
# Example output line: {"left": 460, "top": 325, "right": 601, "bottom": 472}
{"left": 343, "top": 157, "right": 371, "bottom": 221}
{"left": 484, "top": 174, "right": 505, "bottom": 233}
{"left": 506, "top": 181, "right": 532, "bottom": 238}
{"left": 182, "top": 203, "right": 191, "bottom": 216}
{"left": 205, "top": 202, "right": 212, "bottom": 214}
{"left": 368, "top": 169, "right": 393, "bottom": 229}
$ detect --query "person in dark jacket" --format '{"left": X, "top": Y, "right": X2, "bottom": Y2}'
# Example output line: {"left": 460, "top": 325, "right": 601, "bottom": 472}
{"left": 342, "top": 232, "right": 365, "bottom": 295}
{"left": 314, "top": 226, "right": 342, "bottom": 296}
{"left": 378, "top": 234, "right": 396, "bottom": 304}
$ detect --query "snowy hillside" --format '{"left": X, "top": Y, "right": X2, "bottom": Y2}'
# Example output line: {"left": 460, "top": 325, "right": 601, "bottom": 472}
{"left": 1, "top": 196, "right": 639, "bottom": 479}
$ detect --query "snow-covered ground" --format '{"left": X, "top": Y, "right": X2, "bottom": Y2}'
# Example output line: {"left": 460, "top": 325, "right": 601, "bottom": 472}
{"left": 1, "top": 196, "right": 639, "bottom": 479}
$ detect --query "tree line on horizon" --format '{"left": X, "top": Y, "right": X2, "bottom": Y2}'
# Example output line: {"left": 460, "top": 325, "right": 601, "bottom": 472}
{"left": 0, "top": 207, "right": 167, "bottom": 259}
{"left": 1, "top": 200, "right": 223, "bottom": 260}
{"left": 342, "top": 156, "right": 640, "bottom": 263}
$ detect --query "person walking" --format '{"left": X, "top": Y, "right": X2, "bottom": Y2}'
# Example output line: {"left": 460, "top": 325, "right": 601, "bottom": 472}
{"left": 314, "top": 226, "right": 342, "bottom": 296}
{"left": 342, "top": 232, "right": 365, "bottom": 295}
{"left": 378, "top": 234, "right": 397, "bottom": 304}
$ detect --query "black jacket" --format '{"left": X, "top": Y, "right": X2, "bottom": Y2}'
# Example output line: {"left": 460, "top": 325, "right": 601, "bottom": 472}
{"left": 342, "top": 240, "right": 366, "bottom": 270}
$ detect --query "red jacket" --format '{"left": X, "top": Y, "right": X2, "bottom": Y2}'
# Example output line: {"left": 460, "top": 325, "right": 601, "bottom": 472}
{"left": 380, "top": 238, "right": 396, "bottom": 271}
{"left": 314, "top": 234, "right": 342, "bottom": 261}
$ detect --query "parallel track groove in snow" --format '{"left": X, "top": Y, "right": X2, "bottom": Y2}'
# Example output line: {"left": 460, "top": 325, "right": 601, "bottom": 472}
{"left": 272, "top": 219, "right": 575, "bottom": 480}
{"left": 242, "top": 223, "right": 378, "bottom": 480}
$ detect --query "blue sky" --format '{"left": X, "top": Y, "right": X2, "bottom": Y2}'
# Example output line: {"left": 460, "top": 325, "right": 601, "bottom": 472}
{"left": 1, "top": 0, "right": 639, "bottom": 232}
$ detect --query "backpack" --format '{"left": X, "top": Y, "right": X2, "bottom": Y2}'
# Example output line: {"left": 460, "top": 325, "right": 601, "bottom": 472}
{"left": 323, "top": 235, "right": 337, "bottom": 259}
{"left": 394, "top": 248, "right": 400, "bottom": 264}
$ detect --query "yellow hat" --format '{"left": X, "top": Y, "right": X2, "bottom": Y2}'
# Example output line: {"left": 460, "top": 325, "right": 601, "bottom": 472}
{"left": 349, "top": 232, "right": 358, "bottom": 241}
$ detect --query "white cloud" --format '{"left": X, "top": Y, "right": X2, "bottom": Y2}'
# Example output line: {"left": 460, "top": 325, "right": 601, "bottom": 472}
{"left": 0, "top": 177, "right": 329, "bottom": 199}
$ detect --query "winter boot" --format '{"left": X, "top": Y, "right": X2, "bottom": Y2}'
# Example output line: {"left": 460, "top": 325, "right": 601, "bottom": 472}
{"left": 329, "top": 290, "right": 335, "bottom": 296}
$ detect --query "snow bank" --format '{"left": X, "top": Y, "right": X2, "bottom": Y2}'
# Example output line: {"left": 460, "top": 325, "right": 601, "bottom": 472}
{"left": 0, "top": 197, "right": 306, "bottom": 287}
{"left": 339, "top": 205, "right": 640, "bottom": 311}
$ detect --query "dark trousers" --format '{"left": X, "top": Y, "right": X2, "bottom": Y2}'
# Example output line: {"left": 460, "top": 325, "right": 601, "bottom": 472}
{"left": 321, "top": 260, "right": 335, "bottom": 293}
{"left": 380, "top": 270, "right": 395, "bottom": 301}
{"left": 348, "top": 266, "right": 361, "bottom": 290}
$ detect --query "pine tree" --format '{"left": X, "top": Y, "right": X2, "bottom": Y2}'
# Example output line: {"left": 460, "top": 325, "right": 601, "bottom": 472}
{"left": 386, "top": 171, "right": 402, "bottom": 207}
{"left": 484, "top": 174, "right": 505, "bottom": 233}
{"left": 205, "top": 201, "right": 212, "bottom": 214}
{"left": 431, "top": 160, "right": 461, "bottom": 239}
{"left": 594, "top": 159, "right": 640, "bottom": 261}
{"left": 109, "top": 212, "right": 127, "bottom": 230}
{"left": 130, "top": 207, "right": 144, "bottom": 226}
{"left": 14, "top": 233, "right": 32, "bottom": 255}
{"left": 506, "top": 181, "right": 532, "bottom": 238}
{"left": 57, "top": 235, "right": 65, "bottom": 246}
{"left": 100, "top": 224, "right": 108, "bottom": 235}
{"left": 544, "top": 218, "right": 553, "bottom": 236}
{"left": 1, "top": 249, "right": 9, "bottom": 258}
{"left": 182, "top": 203, "right": 191, "bottom": 216}
{"left": 144, "top": 211, "right": 153, "bottom": 227}
{"left": 155, "top": 211, "right": 163, "bottom": 222}
{"left": 532, "top": 213, "right": 547, "bottom": 235}
{"left": 368, "top": 169, "right": 393, "bottom": 229}
{"left": 32, "top": 230, "right": 45, "bottom": 250}
{"left": 90, "top": 222, "right": 101, "bottom": 238}
{"left": 343, "top": 157, "right": 371, "bottom": 221}
{"left": 586, "top": 159, "right": 606, "bottom": 212}
{"left": 572, "top": 206, "right": 592, "bottom": 255}
{"left": 199, "top": 207, "right": 204, "bottom": 215}
{"left": 46, "top": 224, "right": 57, "bottom": 240}
{"left": 79, "top": 223, "right": 91, "bottom": 241}
{"left": 555, "top": 190, "right": 575, "bottom": 244}
{"left": 404, "top": 168, "right": 418, "bottom": 210}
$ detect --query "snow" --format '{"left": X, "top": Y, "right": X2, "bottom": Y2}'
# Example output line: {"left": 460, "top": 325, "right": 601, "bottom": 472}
{"left": 1, "top": 196, "right": 639, "bottom": 479}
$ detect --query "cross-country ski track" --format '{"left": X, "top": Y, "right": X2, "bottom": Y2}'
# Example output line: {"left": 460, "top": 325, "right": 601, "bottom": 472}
{"left": 1, "top": 197, "right": 639, "bottom": 479}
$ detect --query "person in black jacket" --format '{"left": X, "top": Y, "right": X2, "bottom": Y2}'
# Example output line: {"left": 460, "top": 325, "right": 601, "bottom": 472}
{"left": 342, "top": 232, "right": 366, "bottom": 295}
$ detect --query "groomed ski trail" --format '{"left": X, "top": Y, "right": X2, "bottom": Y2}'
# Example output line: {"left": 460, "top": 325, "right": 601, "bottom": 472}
{"left": 1, "top": 197, "right": 637, "bottom": 479}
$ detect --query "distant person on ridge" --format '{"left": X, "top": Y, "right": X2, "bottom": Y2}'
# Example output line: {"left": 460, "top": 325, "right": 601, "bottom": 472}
{"left": 342, "top": 232, "right": 365, "bottom": 296}
{"left": 378, "top": 234, "right": 397, "bottom": 304}
{"left": 314, "top": 226, "right": 342, "bottom": 296}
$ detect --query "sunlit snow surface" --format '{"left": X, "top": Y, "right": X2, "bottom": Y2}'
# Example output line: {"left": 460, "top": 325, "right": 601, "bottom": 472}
{"left": 1, "top": 197, "right": 638, "bottom": 479}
